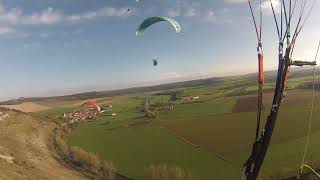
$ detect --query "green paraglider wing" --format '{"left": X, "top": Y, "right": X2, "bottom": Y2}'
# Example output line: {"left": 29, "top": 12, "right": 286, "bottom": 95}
{"left": 136, "top": 16, "right": 181, "bottom": 36}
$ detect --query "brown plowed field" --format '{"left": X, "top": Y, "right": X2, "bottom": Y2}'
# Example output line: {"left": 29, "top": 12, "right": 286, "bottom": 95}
{"left": 232, "top": 95, "right": 265, "bottom": 113}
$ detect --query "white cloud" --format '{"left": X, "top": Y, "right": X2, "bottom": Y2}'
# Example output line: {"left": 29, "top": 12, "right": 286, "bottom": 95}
{"left": 0, "top": 3, "right": 132, "bottom": 37}
{"left": 261, "top": 0, "right": 281, "bottom": 14}
{"left": 225, "top": 0, "right": 247, "bottom": 4}
{"left": 40, "top": 32, "right": 49, "bottom": 38}
{"left": 166, "top": 1, "right": 198, "bottom": 18}
{"left": 23, "top": 44, "right": 30, "bottom": 49}
{"left": 205, "top": 10, "right": 217, "bottom": 22}
{"left": 20, "top": 32, "right": 31, "bottom": 38}
{"left": 0, "top": 26, "right": 15, "bottom": 35}
{"left": 23, "top": 42, "right": 40, "bottom": 49}
{"left": 204, "top": 8, "right": 232, "bottom": 24}
{"left": 167, "top": 8, "right": 180, "bottom": 17}
{"left": 185, "top": 6, "right": 197, "bottom": 17}
{"left": 225, "top": 0, "right": 281, "bottom": 15}
{"left": 166, "top": 1, "right": 232, "bottom": 25}
{"left": 161, "top": 72, "right": 182, "bottom": 79}
{"left": 25, "top": 7, "right": 62, "bottom": 25}
{"left": 74, "top": 28, "right": 85, "bottom": 34}
{"left": 66, "top": 7, "right": 131, "bottom": 23}
{"left": 0, "top": 3, "right": 133, "bottom": 26}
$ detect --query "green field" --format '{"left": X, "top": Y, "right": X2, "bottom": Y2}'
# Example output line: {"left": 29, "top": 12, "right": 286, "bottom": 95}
{"left": 68, "top": 124, "right": 241, "bottom": 179}
{"left": 34, "top": 74, "right": 320, "bottom": 179}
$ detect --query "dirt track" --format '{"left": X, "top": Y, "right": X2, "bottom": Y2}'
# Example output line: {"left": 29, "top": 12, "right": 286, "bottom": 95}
{"left": 0, "top": 110, "right": 86, "bottom": 180}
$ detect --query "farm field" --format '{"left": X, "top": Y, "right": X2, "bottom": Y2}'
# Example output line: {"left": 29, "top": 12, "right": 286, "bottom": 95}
{"left": 68, "top": 124, "right": 240, "bottom": 179}
{"left": 25, "top": 72, "right": 320, "bottom": 180}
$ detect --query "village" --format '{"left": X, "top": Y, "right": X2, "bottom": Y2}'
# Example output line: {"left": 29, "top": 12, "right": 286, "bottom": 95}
{"left": 63, "top": 104, "right": 115, "bottom": 125}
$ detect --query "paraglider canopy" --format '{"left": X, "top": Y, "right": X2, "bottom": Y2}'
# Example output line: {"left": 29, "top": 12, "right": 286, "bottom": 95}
{"left": 82, "top": 101, "right": 101, "bottom": 111}
{"left": 136, "top": 16, "right": 181, "bottom": 36}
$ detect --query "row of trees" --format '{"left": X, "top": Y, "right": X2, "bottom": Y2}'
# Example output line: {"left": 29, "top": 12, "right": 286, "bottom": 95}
{"left": 54, "top": 127, "right": 191, "bottom": 180}
{"left": 54, "top": 127, "right": 116, "bottom": 180}
{"left": 53, "top": 111, "right": 191, "bottom": 180}
{"left": 146, "top": 164, "right": 189, "bottom": 180}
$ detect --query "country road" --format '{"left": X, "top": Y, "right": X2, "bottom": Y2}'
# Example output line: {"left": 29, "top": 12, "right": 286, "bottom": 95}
{"left": 0, "top": 109, "right": 86, "bottom": 180}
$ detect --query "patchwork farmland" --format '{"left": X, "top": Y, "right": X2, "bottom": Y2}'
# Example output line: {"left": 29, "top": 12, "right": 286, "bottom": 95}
{"left": 2, "top": 70, "right": 320, "bottom": 180}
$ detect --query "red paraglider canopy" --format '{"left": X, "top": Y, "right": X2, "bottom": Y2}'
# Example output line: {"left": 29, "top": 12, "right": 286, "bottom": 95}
{"left": 82, "top": 101, "right": 101, "bottom": 111}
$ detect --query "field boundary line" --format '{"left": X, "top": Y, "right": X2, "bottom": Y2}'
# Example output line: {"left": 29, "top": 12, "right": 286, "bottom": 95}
{"left": 161, "top": 126, "right": 233, "bottom": 166}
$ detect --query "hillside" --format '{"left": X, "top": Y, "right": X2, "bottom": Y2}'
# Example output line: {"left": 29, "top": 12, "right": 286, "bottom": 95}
{"left": 0, "top": 108, "right": 85, "bottom": 179}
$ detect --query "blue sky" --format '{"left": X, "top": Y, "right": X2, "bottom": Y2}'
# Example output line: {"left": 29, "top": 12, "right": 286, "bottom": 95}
{"left": 0, "top": 0, "right": 319, "bottom": 100}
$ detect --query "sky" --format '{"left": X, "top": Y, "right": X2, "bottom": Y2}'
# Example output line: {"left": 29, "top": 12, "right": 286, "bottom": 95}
{"left": 0, "top": 0, "right": 319, "bottom": 100}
